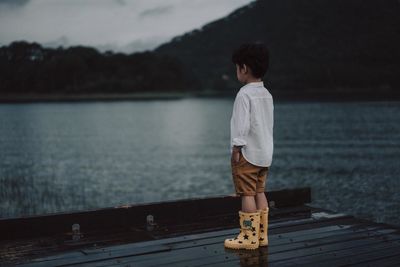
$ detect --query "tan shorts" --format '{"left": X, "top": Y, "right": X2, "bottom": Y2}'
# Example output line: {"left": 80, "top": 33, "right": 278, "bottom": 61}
{"left": 231, "top": 151, "right": 269, "bottom": 196}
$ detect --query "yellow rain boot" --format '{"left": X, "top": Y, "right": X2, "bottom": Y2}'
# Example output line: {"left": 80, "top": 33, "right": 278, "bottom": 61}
{"left": 259, "top": 207, "right": 269, "bottom": 246}
{"left": 224, "top": 210, "right": 260, "bottom": 250}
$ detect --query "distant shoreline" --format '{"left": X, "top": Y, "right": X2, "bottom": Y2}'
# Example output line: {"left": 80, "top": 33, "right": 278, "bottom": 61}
{"left": 0, "top": 93, "right": 189, "bottom": 103}
{"left": 0, "top": 92, "right": 235, "bottom": 103}
{"left": 0, "top": 91, "right": 399, "bottom": 103}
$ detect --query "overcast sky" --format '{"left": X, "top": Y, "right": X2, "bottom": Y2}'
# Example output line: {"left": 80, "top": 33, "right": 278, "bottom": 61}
{"left": 0, "top": 0, "right": 253, "bottom": 54}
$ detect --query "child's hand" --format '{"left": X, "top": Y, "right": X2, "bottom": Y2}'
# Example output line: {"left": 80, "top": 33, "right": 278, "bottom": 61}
{"left": 231, "top": 146, "right": 242, "bottom": 163}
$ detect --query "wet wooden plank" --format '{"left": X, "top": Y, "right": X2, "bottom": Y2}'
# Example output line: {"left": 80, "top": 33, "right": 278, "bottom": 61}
{"left": 0, "top": 214, "right": 360, "bottom": 266}
{"left": 3, "top": 211, "right": 326, "bottom": 266}
{"left": 80, "top": 225, "right": 355, "bottom": 265}
{"left": 0, "top": 188, "right": 311, "bottom": 240}
{"left": 0, "top": 194, "right": 312, "bottom": 265}
{"left": 153, "top": 229, "right": 400, "bottom": 267}
{"left": 173, "top": 230, "right": 398, "bottom": 266}
{"left": 54, "top": 220, "right": 397, "bottom": 267}
{"left": 99, "top": 221, "right": 400, "bottom": 264}
{"left": 144, "top": 233, "right": 396, "bottom": 266}
{"left": 15, "top": 210, "right": 353, "bottom": 266}
{"left": 270, "top": 238, "right": 400, "bottom": 266}
{"left": 80, "top": 233, "right": 397, "bottom": 267}
{"left": 2, "top": 186, "right": 398, "bottom": 267}
{"left": 168, "top": 223, "right": 386, "bottom": 252}
{"left": 350, "top": 253, "right": 400, "bottom": 267}
{"left": 7, "top": 205, "right": 310, "bottom": 260}
{"left": 17, "top": 244, "right": 171, "bottom": 267}
{"left": 14, "top": 221, "right": 400, "bottom": 267}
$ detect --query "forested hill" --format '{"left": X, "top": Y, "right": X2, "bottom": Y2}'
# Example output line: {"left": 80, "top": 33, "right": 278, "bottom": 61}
{"left": 1, "top": 0, "right": 399, "bottom": 100}
{"left": 156, "top": 0, "right": 400, "bottom": 99}
{"left": 0, "top": 41, "right": 191, "bottom": 97}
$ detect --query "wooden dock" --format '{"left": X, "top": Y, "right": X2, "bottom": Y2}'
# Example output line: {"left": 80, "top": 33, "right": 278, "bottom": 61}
{"left": 1, "top": 187, "right": 399, "bottom": 266}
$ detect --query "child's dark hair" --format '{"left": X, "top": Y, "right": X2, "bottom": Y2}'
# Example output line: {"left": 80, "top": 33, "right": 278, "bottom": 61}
{"left": 232, "top": 42, "right": 269, "bottom": 78}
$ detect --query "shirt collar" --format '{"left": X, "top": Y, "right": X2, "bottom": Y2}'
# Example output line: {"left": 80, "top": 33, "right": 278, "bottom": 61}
{"left": 245, "top": 81, "right": 264, "bottom": 87}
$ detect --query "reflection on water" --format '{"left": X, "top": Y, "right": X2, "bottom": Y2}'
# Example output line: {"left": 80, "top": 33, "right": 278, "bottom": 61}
{"left": 224, "top": 246, "right": 269, "bottom": 266}
{"left": 0, "top": 99, "right": 399, "bottom": 226}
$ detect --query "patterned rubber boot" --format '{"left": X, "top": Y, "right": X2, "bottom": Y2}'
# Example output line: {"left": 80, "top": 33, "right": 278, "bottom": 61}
{"left": 258, "top": 207, "right": 269, "bottom": 246}
{"left": 224, "top": 210, "right": 260, "bottom": 250}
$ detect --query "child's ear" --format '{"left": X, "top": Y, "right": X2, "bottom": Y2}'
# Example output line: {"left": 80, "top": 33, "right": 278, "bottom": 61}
{"left": 243, "top": 64, "right": 248, "bottom": 74}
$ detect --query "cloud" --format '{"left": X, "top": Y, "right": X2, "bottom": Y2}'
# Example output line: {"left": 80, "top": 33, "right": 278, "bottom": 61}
{"left": 114, "top": 0, "right": 126, "bottom": 6}
{"left": 139, "top": 5, "right": 173, "bottom": 18}
{"left": 0, "top": 0, "right": 254, "bottom": 53}
{"left": 96, "top": 37, "right": 166, "bottom": 54}
{"left": 41, "top": 35, "right": 165, "bottom": 55}
{"left": 43, "top": 36, "right": 70, "bottom": 49}
{"left": 0, "top": 0, "right": 29, "bottom": 7}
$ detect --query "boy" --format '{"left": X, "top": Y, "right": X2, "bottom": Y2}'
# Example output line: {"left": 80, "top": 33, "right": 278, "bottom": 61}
{"left": 224, "top": 43, "right": 274, "bottom": 250}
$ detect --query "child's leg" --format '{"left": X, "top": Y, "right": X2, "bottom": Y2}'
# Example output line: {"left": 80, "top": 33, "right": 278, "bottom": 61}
{"left": 241, "top": 195, "right": 257, "bottom": 213}
{"left": 255, "top": 167, "right": 269, "bottom": 210}
{"left": 255, "top": 192, "right": 268, "bottom": 210}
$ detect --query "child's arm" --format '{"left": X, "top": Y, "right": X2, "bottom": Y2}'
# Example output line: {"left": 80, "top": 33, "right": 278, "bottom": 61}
{"left": 231, "top": 94, "right": 250, "bottom": 162}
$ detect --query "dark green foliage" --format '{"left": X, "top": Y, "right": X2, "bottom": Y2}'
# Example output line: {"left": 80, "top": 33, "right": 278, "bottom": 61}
{"left": 0, "top": 41, "right": 190, "bottom": 95}
{"left": 1, "top": 0, "right": 399, "bottom": 99}
{"left": 156, "top": 0, "right": 400, "bottom": 98}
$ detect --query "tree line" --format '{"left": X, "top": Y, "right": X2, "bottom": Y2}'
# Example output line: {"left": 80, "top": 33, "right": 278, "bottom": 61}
{"left": 0, "top": 41, "right": 197, "bottom": 96}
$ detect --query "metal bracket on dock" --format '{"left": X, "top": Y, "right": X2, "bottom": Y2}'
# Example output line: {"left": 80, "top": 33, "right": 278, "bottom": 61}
{"left": 269, "top": 200, "right": 276, "bottom": 208}
{"left": 72, "top": 223, "right": 82, "bottom": 241}
{"left": 146, "top": 214, "right": 157, "bottom": 231}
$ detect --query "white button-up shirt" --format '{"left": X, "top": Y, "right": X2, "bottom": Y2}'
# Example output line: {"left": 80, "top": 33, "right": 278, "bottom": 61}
{"left": 230, "top": 81, "right": 274, "bottom": 167}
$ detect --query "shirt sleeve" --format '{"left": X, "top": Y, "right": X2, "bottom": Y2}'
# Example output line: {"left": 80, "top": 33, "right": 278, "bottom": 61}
{"left": 231, "top": 94, "right": 250, "bottom": 147}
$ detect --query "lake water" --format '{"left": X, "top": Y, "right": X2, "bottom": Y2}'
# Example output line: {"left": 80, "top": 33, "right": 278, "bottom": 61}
{"left": 0, "top": 99, "right": 399, "bottom": 226}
